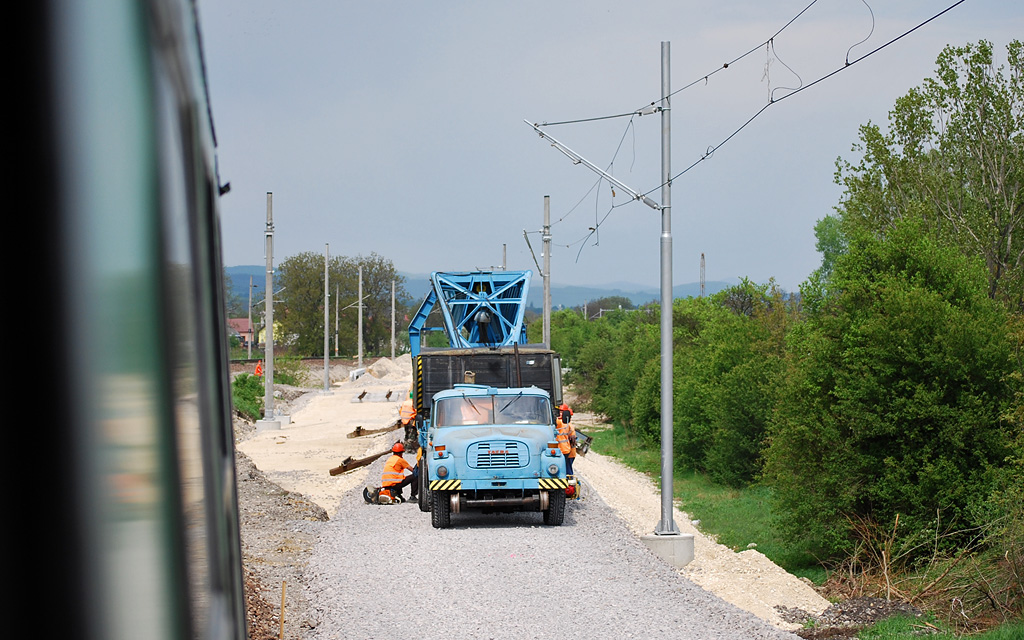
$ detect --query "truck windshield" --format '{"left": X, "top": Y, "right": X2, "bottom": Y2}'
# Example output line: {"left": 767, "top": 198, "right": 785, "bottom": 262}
{"left": 435, "top": 397, "right": 494, "bottom": 426}
{"left": 434, "top": 395, "right": 551, "bottom": 427}
{"left": 495, "top": 394, "right": 550, "bottom": 425}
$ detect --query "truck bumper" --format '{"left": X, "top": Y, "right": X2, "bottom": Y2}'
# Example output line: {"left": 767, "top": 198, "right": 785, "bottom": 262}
{"left": 428, "top": 477, "right": 568, "bottom": 491}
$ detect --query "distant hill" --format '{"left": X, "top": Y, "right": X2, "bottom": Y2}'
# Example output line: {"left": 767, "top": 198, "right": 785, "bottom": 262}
{"left": 227, "top": 265, "right": 738, "bottom": 313}
{"left": 386, "top": 271, "right": 738, "bottom": 309}
{"left": 225, "top": 266, "right": 268, "bottom": 308}
{"left": 226, "top": 264, "right": 737, "bottom": 315}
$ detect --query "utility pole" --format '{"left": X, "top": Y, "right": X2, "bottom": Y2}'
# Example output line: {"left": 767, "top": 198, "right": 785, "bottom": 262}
{"left": 391, "top": 279, "right": 396, "bottom": 359}
{"left": 261, "top": 192, "right": 277, "bottom": 425}
{"left": 524, "top": 42, "right": 691, "bottom": 564}
{"left": 700, "top": 253, "right": 705, "bottom": 298}
{"left": 323, "top": 243, "right": 330, "bottom": 392}
{"left": 334, "top": 284, "right": 339, "bottom": 357}
{"left": 655, "top": 40, "right": 679, "bottom": 537}
{"left": 247, "top": 275, "right": 254, "bottom": 359}
{"left": 543, "top": 196, "right": 552, "bottom": 349}
{"left": 522, "top": 198, "right": 552, "bottom": 348}
{"left": 357, "top": 265, "right": 363, "bottom": 368}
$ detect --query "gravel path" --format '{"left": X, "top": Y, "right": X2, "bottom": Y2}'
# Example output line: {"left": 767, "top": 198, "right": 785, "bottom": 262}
{"left": 237, "top": 359, "right": 830, "bottom": 638}
{"left": 300, "top": 456, "right": 798, "bottom": 640}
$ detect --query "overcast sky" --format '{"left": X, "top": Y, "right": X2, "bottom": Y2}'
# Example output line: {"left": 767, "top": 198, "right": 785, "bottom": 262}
{"left": 197, "top": 0, "right": 1022, "bottom": 292}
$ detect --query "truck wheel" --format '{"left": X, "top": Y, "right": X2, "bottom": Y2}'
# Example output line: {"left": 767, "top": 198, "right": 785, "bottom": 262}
{"left": 431, "top": 491, "right": 451, "bottom": 529}
{"left": 417, "top": 458, "right": 430, "bottom": 512}
{"left": 543, "top": 490, "right": 565, "bottom": 526}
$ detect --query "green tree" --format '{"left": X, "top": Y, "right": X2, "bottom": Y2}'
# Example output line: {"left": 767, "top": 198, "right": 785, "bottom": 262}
{"left": 835, "top": 40, "right": 1024, "bottom": 308}
{"left": 576, "top": 296, "right": 636, "bottom": 318}
{"left": 811, "top": 215, "right": 848, "bottom": 285}
{"left": 764, "top": 219, "right": 1014, "bottom": 558}
{"left": 340, "top": 253, "right": 409, "bottom": 355}
{"left": 702, "top": 281, "right": 793, "bottom": 486}
{"left": 667, "top": 283, "right": 794, "bottom": 486}
{"left": 276, "top": 251, "right": 407, "bottom": 357}
{"left": 276, "top": 251, "right": 331, "bottom": 355}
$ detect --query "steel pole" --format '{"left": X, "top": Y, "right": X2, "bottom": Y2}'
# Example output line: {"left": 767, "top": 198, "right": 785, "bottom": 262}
{"left": 247, "top": 275, "right": 253, "bottom": 360}
{"left": 264, "top": 192, "right": 275, "bottom": 418}
{"left": 543, "top": 195, "right": 551, "bottom": 349}
{"left": 324, "top": 243, "right": 330, "bottom": 392}
{"left": 656, "top": 41, "right": 678, "bottom": 535}
{"left": 391, "top": 280, "right": 396, "bottom": 359}
{"left": 358, "top": 265, "right": 363, "bottom": 368}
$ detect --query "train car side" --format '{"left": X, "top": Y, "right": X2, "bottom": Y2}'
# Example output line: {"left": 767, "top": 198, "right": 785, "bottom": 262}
{"left": 23, "top": 2, "right": 246, "bottom": 639}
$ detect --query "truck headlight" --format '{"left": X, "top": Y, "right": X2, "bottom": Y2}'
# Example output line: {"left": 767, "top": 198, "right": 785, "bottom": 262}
{"left": 548, "top": 464, "right": 559, "bottom": 476}
{"left": 437, "top": 465, "right": 449, "bottom": 478}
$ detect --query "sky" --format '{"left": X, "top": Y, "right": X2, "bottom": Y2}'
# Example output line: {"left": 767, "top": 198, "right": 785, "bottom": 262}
{"left": 197, "top": 0, "right": 1022, "bottom": 292}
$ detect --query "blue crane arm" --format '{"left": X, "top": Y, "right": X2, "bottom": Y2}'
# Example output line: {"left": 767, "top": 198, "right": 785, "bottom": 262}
{"left": 408, "top": 271, "right": 532, "bottom": 357}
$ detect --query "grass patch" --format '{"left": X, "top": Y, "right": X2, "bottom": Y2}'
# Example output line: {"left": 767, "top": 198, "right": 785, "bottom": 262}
{"left": 588, "top": 421, "right": 825, "bottom": 583}
{"left": 587, "top": 422, "right": 661, "bottom": 476}
{"left": 858, "top": 615, "right": 1024, "bottom": 639}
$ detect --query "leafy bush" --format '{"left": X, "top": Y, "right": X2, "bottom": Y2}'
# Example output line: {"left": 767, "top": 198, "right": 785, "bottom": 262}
{"left": 232, "top": 373, "right": 263, "bottom": 421}
{"left": 764, "top": 219, "right": 1015, "bottom": 558}
{"left": 274, "top": 355, "right": 307, "bottom": 386}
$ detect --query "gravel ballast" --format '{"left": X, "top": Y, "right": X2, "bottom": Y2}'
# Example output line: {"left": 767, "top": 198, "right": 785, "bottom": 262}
{"left": 300, "top": 456, "right": 798, "bottom": 640}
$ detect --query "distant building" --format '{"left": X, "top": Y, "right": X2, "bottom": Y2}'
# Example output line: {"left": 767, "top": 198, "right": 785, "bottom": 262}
{"left": 227, "top": 318, "right": 254, "bottom": 347}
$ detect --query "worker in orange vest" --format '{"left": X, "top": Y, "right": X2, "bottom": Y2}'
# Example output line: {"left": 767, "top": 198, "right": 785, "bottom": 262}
{"left": 399, "top": 393, "right": 418, "bottom": 450}
{"left": 556, "top": 411, "right": 577, "bottom": 476}
{"left": 400, "top": 395, "right": 416, "bottom": 425}
{"left": 380, "top": 441, "right": 418, "bottom": 503}
{"left": 559, "top": 402, "right": 574, "bottom": 424}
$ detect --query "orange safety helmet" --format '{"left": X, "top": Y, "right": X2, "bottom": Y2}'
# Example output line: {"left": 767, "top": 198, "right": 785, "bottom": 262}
{"left": 392, "top": 442, "right": 405, "bottom": 454}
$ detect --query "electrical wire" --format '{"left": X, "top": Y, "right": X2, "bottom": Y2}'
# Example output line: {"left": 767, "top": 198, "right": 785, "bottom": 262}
{"left": 846, "top": 0, "right": 877, "bottom": 65}
{"left": 539, "top": 0, "right": 967, "bottom": 262}
{"left": 637, "top": 0, "right": 969, "bottom": 198}
{"left": 767, "top": 38, "right": 804, "bottom": 103}
{"left": 550, "top": 115, "right": 637, "bottom": 227}
{"left": 533, "top": 0, "right": 833, "bottom": 259}
{"left": 537, "top": 0, "right": 822, "bottom": 128}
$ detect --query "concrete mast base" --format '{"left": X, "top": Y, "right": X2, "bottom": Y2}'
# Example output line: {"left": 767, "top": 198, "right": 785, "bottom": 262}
{"left": 641, "top": 532, "right": 695, "bottom": 568}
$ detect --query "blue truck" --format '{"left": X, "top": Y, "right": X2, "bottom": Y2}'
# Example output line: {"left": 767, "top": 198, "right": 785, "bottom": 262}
{"left": 407, "top": 271, "right": 569, "bottom": 528}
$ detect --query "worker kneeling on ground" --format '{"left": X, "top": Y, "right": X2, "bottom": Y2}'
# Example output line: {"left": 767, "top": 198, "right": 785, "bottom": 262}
{"left": 379, "top": 441, "right": 418, "bottom": 504}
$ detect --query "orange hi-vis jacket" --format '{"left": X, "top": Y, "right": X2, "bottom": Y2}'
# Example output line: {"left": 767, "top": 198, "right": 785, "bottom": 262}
{"left": 400, "top": 399, "right": 416, "bottom": 425}
{"left": 381, "top": 454, "right": 413, "bottom": 487}
{"left": 556, "top": 417, "right": 576, "bottom": 458}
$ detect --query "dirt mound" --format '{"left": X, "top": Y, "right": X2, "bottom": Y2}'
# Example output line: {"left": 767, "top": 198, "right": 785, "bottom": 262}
{"left": 366, "top": 356, "right": 409, "bottom": 380}
{"left": 787, "top": 598, "right": 925, "bottom": 638}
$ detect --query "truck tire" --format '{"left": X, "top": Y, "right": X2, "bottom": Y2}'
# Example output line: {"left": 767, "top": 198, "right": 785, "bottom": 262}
{"left": 418, "top": 458, "right": 430, "bottom": 512}
{"left": 543, "top": 490, "right": 565, "bottom": 526}
{"left": 431, "top": 491, "right": 451, "bottom": 529}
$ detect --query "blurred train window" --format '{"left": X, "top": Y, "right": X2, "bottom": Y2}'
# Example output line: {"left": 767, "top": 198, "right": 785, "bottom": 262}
{"left": 154, "top": 53, "right": 213, "bottom": 634}
{"left": 44, "top": 2, "right": 246, "bottom": 638}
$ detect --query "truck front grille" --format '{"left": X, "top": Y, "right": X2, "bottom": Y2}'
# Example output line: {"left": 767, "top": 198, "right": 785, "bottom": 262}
{"left": 469, "top": 441, "right": 527, "bottom": 468}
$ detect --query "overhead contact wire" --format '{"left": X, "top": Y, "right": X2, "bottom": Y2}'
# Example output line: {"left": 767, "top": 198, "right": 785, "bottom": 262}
{"left": 637, "top": 0, "right": 970, "bottom": 197}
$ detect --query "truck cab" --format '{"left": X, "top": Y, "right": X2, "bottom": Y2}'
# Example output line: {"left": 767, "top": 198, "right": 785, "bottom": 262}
{"left": 424, "top": 384, "right": 568, "bottom": 528}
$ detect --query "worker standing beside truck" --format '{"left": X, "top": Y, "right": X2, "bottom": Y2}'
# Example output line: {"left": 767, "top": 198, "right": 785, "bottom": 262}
{"left": 400, "top": 393, "right": 417, "bottom": 449}
{"left": 556, "top": 413, "right": 577, "bottom": 475}
{"left": 381, "top": 442, "right": 418, "bottom": 503}
{"left": 559, "top": 402, "right": 574, "bottom": 423}
{"left": 400, "top": 394, "right": 416, "bottom": 425}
